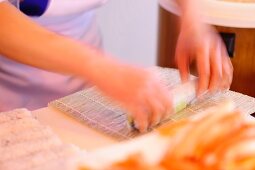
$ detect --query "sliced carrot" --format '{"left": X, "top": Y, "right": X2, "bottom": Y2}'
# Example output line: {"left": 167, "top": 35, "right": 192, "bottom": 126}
{"left": 197, "top": 111, "right": 244, "bottom": 157}
{"left": 160, "top": 157, "right": 203, "bottom": 170}
{"left": 157, "top": 119, "right": 188, "bottom": 137}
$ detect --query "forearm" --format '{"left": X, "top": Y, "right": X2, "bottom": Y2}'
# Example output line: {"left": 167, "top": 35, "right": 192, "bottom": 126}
{"left": 0, "top": 2, "right": 118, "bottom": 85}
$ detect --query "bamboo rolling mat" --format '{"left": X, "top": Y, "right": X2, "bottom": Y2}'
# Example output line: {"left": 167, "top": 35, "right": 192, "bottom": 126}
{"left": 49, "top": 67, "right": 255, "bottom": 141}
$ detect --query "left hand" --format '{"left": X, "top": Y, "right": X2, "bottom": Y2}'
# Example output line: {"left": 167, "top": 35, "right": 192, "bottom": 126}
{"left": 175, "top": 18, "right": 233, "bottom": 96}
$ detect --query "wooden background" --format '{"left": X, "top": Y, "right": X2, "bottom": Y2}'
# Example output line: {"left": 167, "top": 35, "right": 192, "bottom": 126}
{"left": 157, "top": 7, "right": 255, "bottom": 97}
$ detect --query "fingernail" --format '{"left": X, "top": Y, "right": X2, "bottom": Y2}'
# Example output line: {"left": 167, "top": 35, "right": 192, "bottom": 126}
{"left": 139, "top": 127, "right": 147, "bottom": 133}
{"left": 134, "top": 121, "right": 148, "bottom": 133}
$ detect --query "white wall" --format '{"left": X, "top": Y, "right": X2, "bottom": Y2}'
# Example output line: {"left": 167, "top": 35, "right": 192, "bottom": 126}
{"left": 96, "top": 0, "right": 159, "bottom": 67}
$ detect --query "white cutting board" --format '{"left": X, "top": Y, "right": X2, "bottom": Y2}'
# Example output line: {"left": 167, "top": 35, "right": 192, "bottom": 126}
{"left": 32, "top": 107, "right": 117, "bottom": 150}
{"left": 78, "top": 131, "right": 171, "bottom": 169}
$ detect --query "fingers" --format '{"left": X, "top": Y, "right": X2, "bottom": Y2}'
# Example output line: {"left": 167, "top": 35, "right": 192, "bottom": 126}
{"left": 208, "top": 39, "right": 223, "bottom": 92}
{"left": 176, "top": 38, "right": 190, "bottom": 83}
{"left": 196, "top": 42, "right": 210, "bottom": 96}
{"left": 220, "top": 44, "right": 233, "bottom": 90}
{"left": 197, "top": 36, "right": 233, "bottom": 94}
{"left": 130, "top": 106, "right": 149, "bottom": 133}
{"left": 129, "top": 78, "right": 173, "bottom": 133}
{"left": 175, "top": 24, "right": 233, "bottom": 96}
{"left": 210, "top": 38, "right": 233, "bottom": 91}
{"left": 148, "top": 98, "right": 165, "bottom": 127}
{"left": 147, "top": 83, "right": 173, "bottom": 127}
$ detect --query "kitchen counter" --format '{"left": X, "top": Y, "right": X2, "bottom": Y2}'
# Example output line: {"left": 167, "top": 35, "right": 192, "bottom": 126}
{"left": 32, "top": 104, "right": 255, "bottom": 151}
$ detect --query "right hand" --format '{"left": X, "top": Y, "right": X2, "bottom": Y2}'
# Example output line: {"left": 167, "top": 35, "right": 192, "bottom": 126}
{"left": 176, "top": 16, "right": 233, "bottom": 95}
{"left": 95, "top": 64, "right": 173, "bottom": 132}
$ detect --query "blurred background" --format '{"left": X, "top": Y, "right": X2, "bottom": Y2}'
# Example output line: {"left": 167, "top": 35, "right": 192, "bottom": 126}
{"left": 97, "top": 0, "right": 158, "bottom": 67}
{"left": 97, "top": 0, "right": 255, "bottom": 97}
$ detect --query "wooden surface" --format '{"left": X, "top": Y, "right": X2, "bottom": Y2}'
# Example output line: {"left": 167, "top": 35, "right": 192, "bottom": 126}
{"left": 157, "top": 7, "right": 255, "bottom": 97}
{"left": 32, "top": 107, "right": 116, "bottom": 151}
{"left": 157, "top": 6, "right": 180, "bottom": 68}
{"left": 216, "top": 26, "right": 255, "bottom": 97}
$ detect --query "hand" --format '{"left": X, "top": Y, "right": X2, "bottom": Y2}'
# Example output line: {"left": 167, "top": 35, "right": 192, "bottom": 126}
{"left": 95, "top": 63, "right": 173, "bottom": 132}
{"left": 175, "top": 19, "right": 233, "bottom": 95}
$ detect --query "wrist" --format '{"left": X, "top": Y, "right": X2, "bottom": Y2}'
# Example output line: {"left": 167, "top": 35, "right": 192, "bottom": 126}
{"left": 177, "top": 0, "right": 202, "bottom": 25}
{"left": 179, "top": 10, "right": 206, "bottom": 34}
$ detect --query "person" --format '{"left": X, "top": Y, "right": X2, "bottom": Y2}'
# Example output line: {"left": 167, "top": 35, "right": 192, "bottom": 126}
{"left": 0, "top": 0, "right": 233, "bottom": 132}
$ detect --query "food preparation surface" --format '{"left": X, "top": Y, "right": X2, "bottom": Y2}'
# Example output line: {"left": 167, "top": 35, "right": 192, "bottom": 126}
{"left": 33, "top": 68, "right": 255, "bottom": 150}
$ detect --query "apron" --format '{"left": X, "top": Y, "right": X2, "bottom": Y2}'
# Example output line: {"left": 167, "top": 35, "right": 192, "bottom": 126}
{"left": 0, "top": 0, "right": 107, "bottom": 111}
